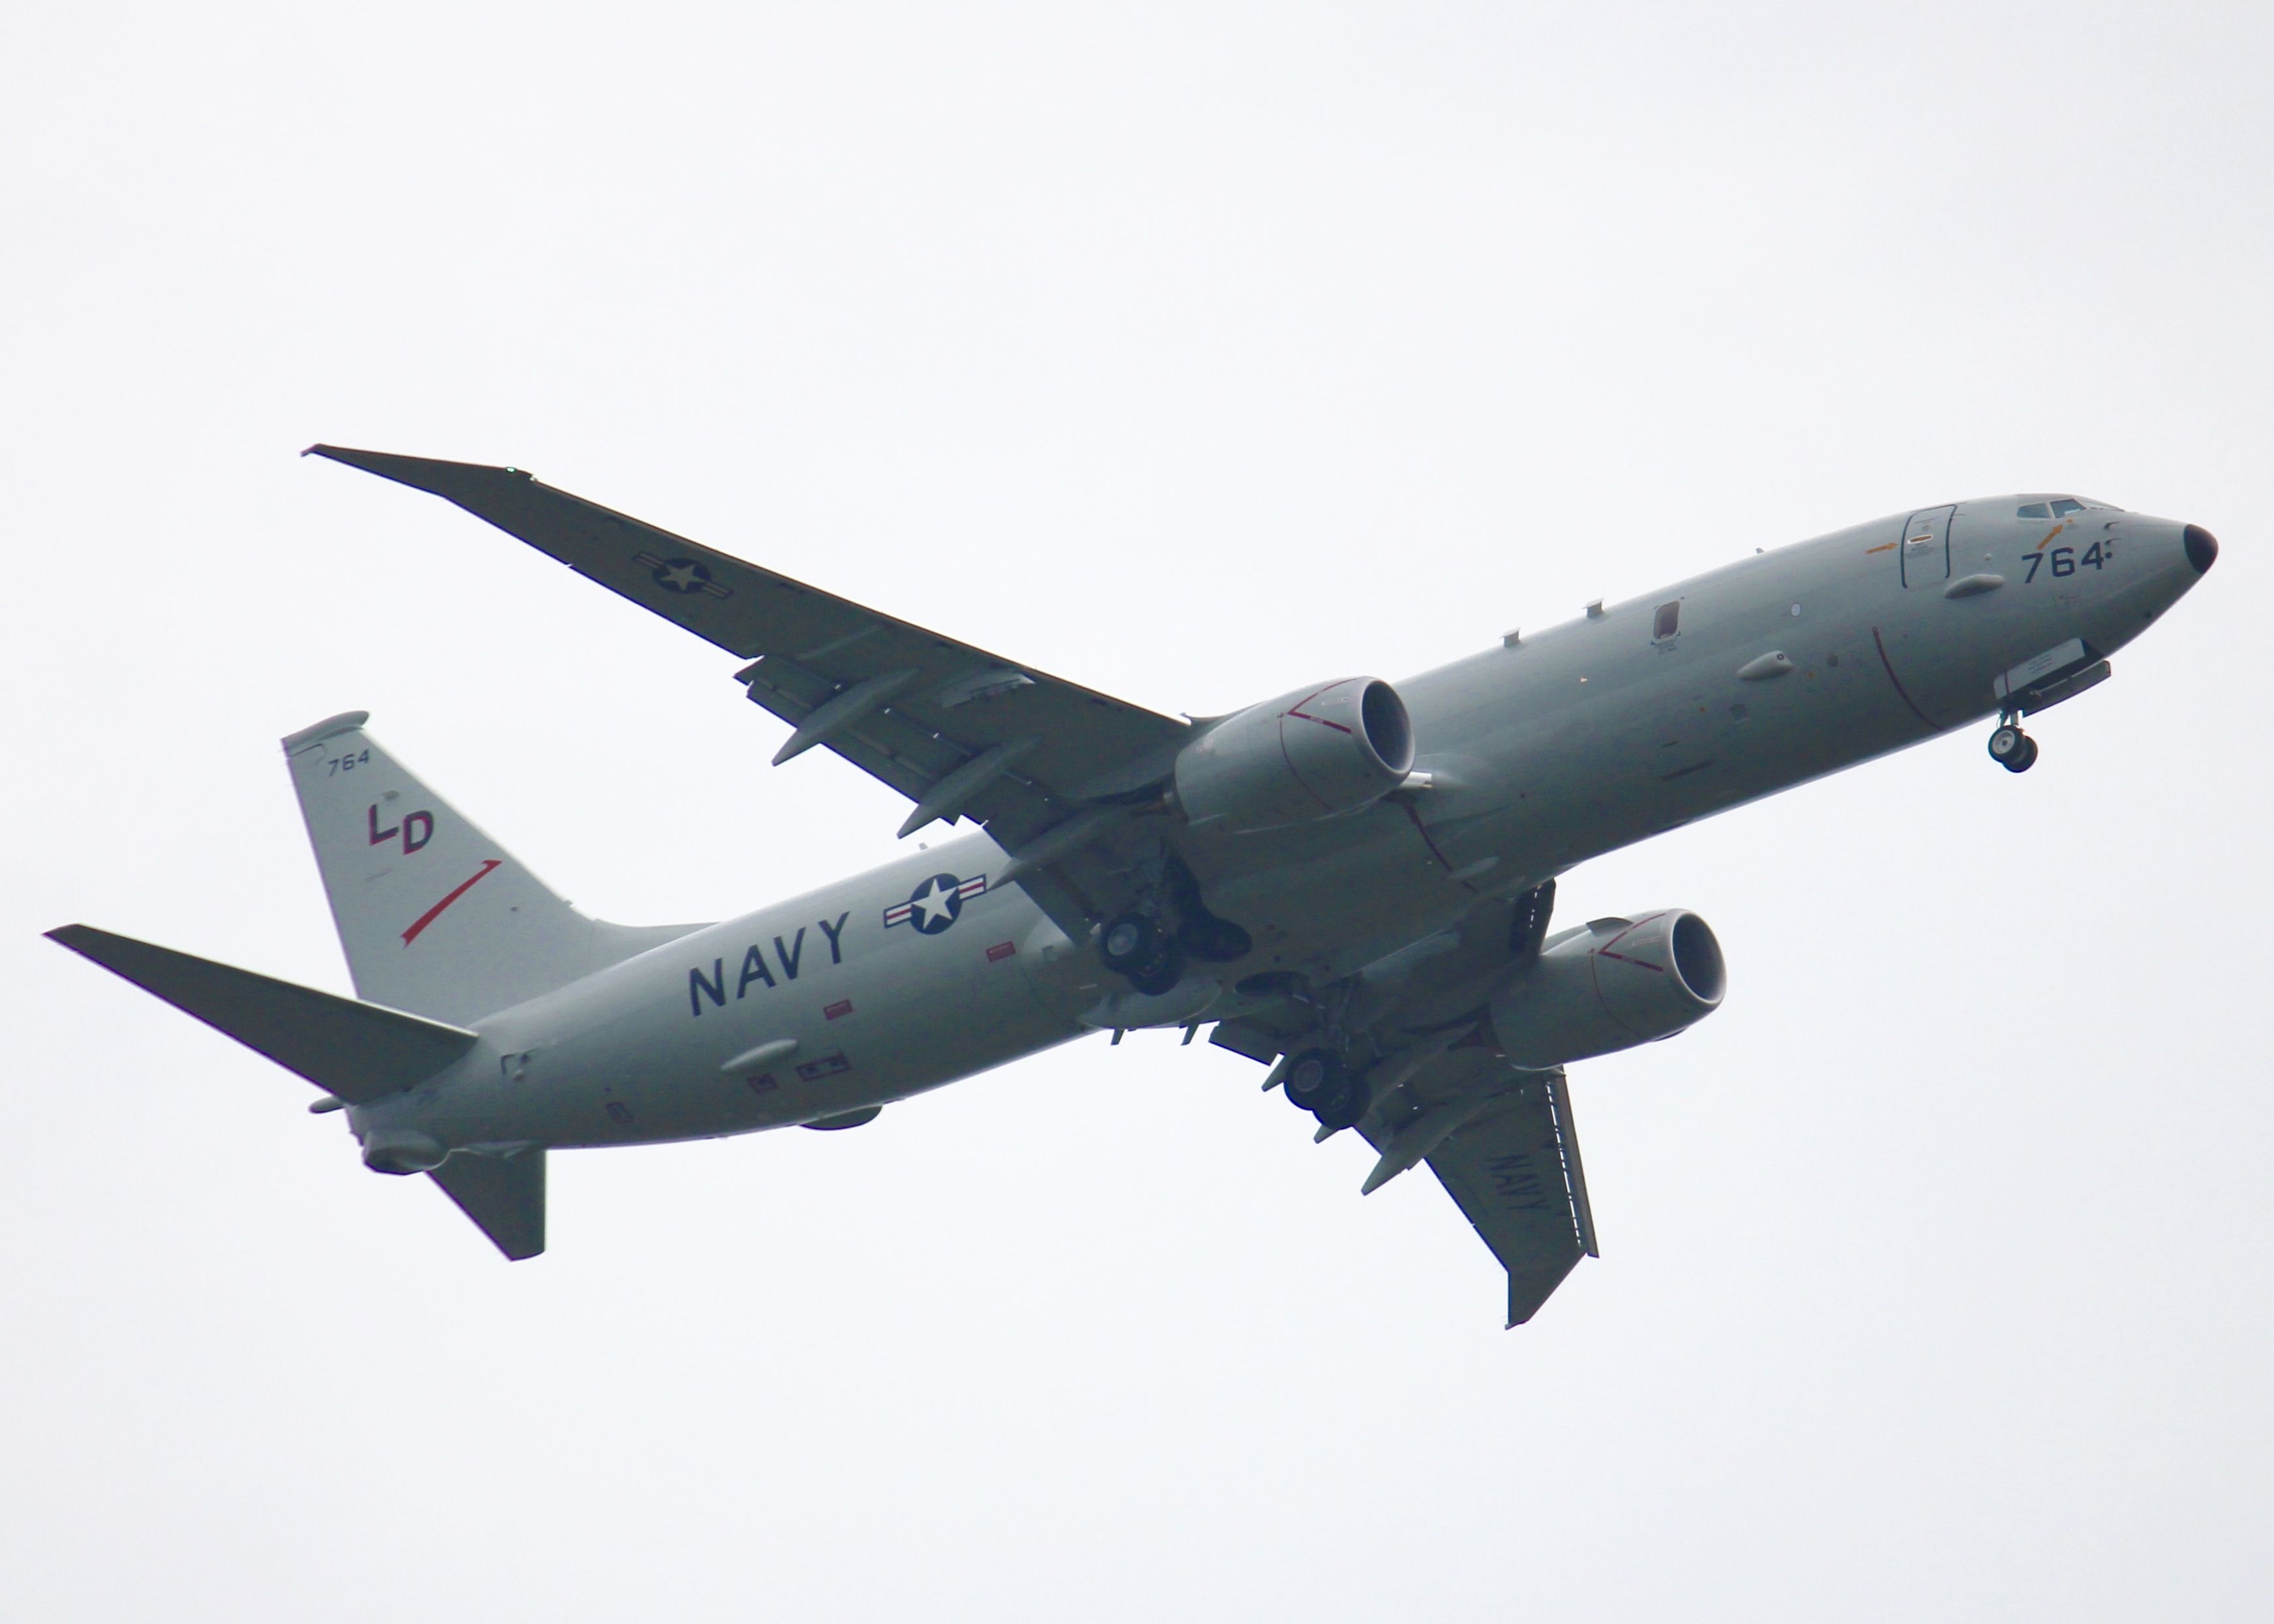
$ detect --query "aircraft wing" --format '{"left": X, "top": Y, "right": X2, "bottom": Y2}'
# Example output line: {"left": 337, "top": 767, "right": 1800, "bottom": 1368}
{"left": 1364, "top": 1058, "right": 1598, "bottom": 1327}
{"left": 1219, "top": 879, "right": 1596, "bottom": 1325}
{"left": 306, "top": 447, "right": 1190, "bottom": 926}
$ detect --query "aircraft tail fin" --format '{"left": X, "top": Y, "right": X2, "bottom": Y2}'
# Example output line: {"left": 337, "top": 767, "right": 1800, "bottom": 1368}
{"left": 44, "top": 924, "right": 478, "bottom": 1102}
{"left": 282, "top": 713, "right": 700, "bottom": 1024}
{"left": 430, "top": 1150, "right": 545, "bottom": 1260}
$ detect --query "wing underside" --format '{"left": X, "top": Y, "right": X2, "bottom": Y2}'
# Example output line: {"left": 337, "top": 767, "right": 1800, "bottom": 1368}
{"left": 1402, "top": 1069, "right": 1598, "bottom": 1325}
{"left": 1214, "top": 878, "right": 1598, "bottom": 1325}
{"left": 310, "top": 445, "right": 1600, "bottom": 1323}
{"left": 307, "top": 445, "right": 1189, "bottom": 934}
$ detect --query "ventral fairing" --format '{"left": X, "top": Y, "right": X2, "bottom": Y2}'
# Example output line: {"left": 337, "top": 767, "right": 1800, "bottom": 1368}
{"left": 49, "top": 451, "right": 2221, "bottom": 1325}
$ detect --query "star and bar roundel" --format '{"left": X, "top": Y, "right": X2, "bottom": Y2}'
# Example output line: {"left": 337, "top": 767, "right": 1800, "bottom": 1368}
{"left": 633, "top": 549, "right": 732, "bottom": 600}
{"left": 884, "top": 873, "right": 988, "bottom": 936}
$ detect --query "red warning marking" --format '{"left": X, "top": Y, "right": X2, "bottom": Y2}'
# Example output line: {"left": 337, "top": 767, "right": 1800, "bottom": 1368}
{"left": 402, "top": 859, "right": 501, "bottom": 945}
{"left": 987, "top": 941, "right": 1017, "bottom": 962}
{"left": 1597, "top": 950, "right": 1666, "bottom": 973}
{"left": 1285, "top": 683, "right": 1354, "bottom": 734}
{"left": 1596, "top": 913, "right": 1673, "bottom": 973}
{"left": 824, "top": 999, "right": 854, "bottom": 1020}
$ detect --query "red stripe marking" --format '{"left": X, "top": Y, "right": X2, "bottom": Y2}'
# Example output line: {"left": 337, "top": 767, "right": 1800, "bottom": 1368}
{"left": 1597, "top": 950, "right": 1666, "bottom": 973}
{"left": 402, "top": 859, "right": 501, "bottom": 945}
{"left": 1870, "top": 626, "right": 1940, "bottom": 733}
{"left": 1398, "top": 801, "right": 1482, "bottom": 891}
{"left": 1285, "top": 682, "right": 1356, "bottom": 734}
{"left": 1589, "top": 913, "right": 1670, "bottom": 1039}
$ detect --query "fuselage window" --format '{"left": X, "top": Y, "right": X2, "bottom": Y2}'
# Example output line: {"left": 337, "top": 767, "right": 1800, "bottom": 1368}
{"left": 2050, "top": 498, "right": 2085, "bottom": 517}
{"left": 2016, "top": 502, "right": 2051, "bottom": 519}
{"left": 1653, "top": 601, "right": 1680, "bottom": 640}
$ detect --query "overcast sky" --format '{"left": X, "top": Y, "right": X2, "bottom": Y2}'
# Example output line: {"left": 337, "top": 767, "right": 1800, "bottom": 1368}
{"left": 5, "top": 3, "right": 2269, "bottom": 1619}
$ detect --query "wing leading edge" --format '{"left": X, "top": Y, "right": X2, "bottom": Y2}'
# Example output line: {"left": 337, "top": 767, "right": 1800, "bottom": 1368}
{"left": 305, "top": 447, "right": 1189, "bottom": 924}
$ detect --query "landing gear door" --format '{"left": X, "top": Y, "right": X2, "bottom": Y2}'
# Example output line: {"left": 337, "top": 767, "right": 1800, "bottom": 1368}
{"left": 1901, "top": 505, "right": 1954, "bottom": 589}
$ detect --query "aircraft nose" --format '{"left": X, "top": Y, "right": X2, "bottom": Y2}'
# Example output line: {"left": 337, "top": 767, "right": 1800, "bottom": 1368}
{"left": 2183, "top": 524, "right": 2219, "bottom": 574}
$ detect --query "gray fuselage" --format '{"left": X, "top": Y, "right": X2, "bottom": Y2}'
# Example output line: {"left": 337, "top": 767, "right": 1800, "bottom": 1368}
{"left": 350, "top": 496, "right": 2209, "bottom": 1156}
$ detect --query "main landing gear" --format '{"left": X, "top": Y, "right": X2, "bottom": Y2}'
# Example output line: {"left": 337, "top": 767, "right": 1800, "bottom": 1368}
{"left": 1280, "top": 1047, "right": 1369, "bottom": 1134}
{"left": 1098, "top": 910, "right": 1186, "bottom": 996}
{"left": 1988, "top": 721, "right": 2039, "bottom": 774}
{"left": 1096, "top": 851, "right": 1255, "bottom": 997}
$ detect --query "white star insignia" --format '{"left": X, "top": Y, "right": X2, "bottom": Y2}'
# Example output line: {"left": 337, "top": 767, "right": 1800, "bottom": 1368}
{"left": 908, "top": 882, "right": 953, "bottom": 928}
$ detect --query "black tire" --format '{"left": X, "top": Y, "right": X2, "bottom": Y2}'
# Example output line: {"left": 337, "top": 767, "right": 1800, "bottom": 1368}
{"left": 1127, "top": 941, "right": 1187, "bottom": 997}
{"left": 1281, "top": 1048, "right": 1343, "bottom": 1112}
{"left": 1988, "top": 724, "right": 2026, "bottom": 767}
{"left": 2009, "top": 733, "right": 2039, "bottom": 773}
{"left": 1313, "top": 1070, "right": 1370, "bottom": 1134}
{"left": 1098, "top": 911, "right": 1158, "bottom": 974}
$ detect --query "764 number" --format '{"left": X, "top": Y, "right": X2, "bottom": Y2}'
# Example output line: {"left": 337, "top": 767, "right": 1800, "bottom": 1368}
{"left": 2022, "top": 542, "right": 2108, "bottom": 583}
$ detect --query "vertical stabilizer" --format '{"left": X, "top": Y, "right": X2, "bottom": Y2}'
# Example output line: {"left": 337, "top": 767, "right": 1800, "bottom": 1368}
{"left": 283, "top": 713, "right": 698, "bottom": 1024}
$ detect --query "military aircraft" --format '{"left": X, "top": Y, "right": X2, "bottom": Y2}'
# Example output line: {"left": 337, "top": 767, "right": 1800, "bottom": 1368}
{"left": 48, "top": 450, "right": 2221, "bottom": 1323}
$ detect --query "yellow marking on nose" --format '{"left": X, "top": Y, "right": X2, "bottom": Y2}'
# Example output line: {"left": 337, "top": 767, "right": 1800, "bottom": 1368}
{"left": 1864, "top": 540, "right": 1898, "bottom": 554}
{"left": 2029, "top": 521, "right": 2070, "bottom": 552}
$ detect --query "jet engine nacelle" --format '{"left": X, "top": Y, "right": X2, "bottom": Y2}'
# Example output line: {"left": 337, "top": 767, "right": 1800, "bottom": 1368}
{"left": 1174, "top": 677, "right": 1414, "bottom": 834}
{"left": 1488, "top": 910, "right": 1726, "bottom": 1069}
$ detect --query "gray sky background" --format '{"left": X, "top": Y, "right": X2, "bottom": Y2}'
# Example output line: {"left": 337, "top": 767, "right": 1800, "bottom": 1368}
{"left": 5, "top": 3, "right": 2269, "bottom": 1619}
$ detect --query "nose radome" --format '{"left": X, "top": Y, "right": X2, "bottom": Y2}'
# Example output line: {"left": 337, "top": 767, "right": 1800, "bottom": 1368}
{"left": 2183, "top": 524, "right": 2219, "bottom": 574}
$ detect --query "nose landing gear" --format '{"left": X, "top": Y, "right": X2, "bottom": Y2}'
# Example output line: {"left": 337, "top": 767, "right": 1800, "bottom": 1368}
{"left": 1988, "top": 722, "right": 2039, "bottom": 773}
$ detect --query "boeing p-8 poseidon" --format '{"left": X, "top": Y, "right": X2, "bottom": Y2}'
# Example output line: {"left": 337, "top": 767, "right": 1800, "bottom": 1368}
{"left": 49, "top": 450, "right": 2221, "bottom": 1323}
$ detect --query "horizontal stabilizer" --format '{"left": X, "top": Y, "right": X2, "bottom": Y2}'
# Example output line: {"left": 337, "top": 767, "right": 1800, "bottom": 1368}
{"left": 46, "top": 924, "right": 479, "bottom": 1103}
{"left": 430, "top": 1151, "right": 545, "bottom": 1260}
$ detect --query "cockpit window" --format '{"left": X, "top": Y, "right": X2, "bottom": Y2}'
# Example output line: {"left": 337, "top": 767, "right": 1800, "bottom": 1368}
{"left": 2016, "top": 502, "right": 2050, "bottom": 519}
{"left": 2050, "top": 498, "right": 2085, "bottom": 517}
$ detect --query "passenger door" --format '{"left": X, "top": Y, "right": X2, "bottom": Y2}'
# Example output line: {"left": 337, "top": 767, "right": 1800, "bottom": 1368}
{"left": 1901, "top": 505, "right": 1954, "bottom": 589}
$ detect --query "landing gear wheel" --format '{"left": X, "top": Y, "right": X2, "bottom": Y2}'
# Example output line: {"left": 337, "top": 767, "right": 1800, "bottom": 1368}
{"left": 1126, "top": 941, "right": 1188, "bottom": 997}
{"left": 1098, "top": 911, "right": 1159, "bottom": 975}
{"left": 1988, "top": 724, "right": 2037, "bottom": 774}
{"left": 1281, "top": 1048, "right": 1344, "bottom": 1113}
{"left": 1312, "top": 1071, "right": 1370, "bottom": 1134}
{"left": 1281, "top": 1049, "right": 1368, "bottom": 1132}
